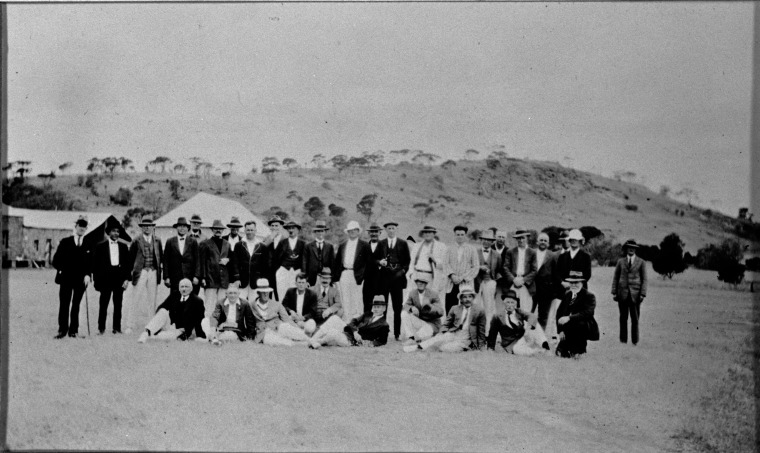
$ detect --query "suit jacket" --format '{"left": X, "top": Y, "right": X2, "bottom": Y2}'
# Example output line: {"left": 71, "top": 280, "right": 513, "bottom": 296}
{"left": 403, "top": 288, "right": 444, "bottom": 334}
{"left": 534, "top": 249, "right": 559, "bottom": 296}
{"left": 281, "top": 287, "right": 319, "bottom": 321}
{"left": 272, "top": 237, "right": 306, "bottom": 271}
{"left": 333, "top": 239, "right": 372, "bottom": 284}
{"left": 230, "top": 240, "right": 269, "bottom": 288}
{"left": 381, "top": 237, "right": 411, "bottom": 289}
{"left": 129, "top": 235, "right": 163, "bottom": 284}
{"left": 612, "top": 255, "right": 647, "bottom": 303}
{"left": 92, "top": 240, "right": 132, "bottom": 292}
{"left": 157, "top": 292, "right": 206, "bottom": 339}
{"left": 556, "top": 288, "right": 597, "bottom": 337}
{"left": 199, "top": 237, "right": 231, "bottom": 289}
{"left": 409, "top": 240, "right": 448, "bottom": 294}
{"left": 364, "top": 240, "right": 387, "bottom": 293}
{"left": 162, "top": 235, "right": 200, "bottom": 288}
{"left": 211, "top": 298, "right": 257, "bottom": 340}
{"left": 53, "top": 235, "right": 92, "bottom": 286}
{"left": 302, "top": 240, "right": 336, "bottom": 286}
{"left": 444, "top": 243, "right": 480, "bottom": 294}
{"left": 502, "top": 247, "right": 538, "bottom": 295}
{"left": 556, "top": 249, "right": 593, "bottom": 292}
{"left": 488, "top": 306, "right": 537, "bottom": 348}
{"left": 345, "top": 313, "right": 390, "bottom": 347}
{"left": 312, "top": 284, "right": 343, "bottom": 322}
{"left": 475, "top": 247, "right": 503, "bottom": 288}
{"left": 441, "top": 303, "right": 487, "bottom": 350}
{"left": 250, "top": 300, "right": 295, "bottom": 342}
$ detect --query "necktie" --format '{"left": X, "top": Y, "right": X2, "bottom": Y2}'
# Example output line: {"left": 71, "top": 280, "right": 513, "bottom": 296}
{"left": 629, "top": 257, "right": 633, "bottom": 266}
{"left": 322, "top": 289, "right": 326, "bottom": 298}
{"left": 390, "top": 239, "right": 395, "bottom": 249}
{"left": 318, "top": 242, "right": 322, "bottom": 251}
{"left": 181, "top": 297, "right": 187, "bottom": 302}
{"left": 76, "top": 236, "right": 81, "bottom": 247}
{"left": 460, "top": 307, "right": 469, "bottom": 328}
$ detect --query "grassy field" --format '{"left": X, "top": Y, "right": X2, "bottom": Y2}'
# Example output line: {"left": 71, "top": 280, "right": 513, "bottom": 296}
{"left": 5, "top": 266, "right": 756, "bottom": 451}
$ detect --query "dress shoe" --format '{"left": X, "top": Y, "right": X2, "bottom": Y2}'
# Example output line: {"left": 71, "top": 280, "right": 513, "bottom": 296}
{"left": 112, "top": 330, "right": 122, "bottom": 334}
{"left": 137, "top": 331, "right": 149, "bottom": 344}
{"left": 54, "top": 332, "right": 66, "bottom": 339}
{"left": 97, "top": 330, "right": 105, "bottom": 335}
{"left": 308, "top": 341, "right": 321, "bottom": 350}
{"left": 68, "top": 333, "right": 80, "bottom": 339}
{"left": 541, "top": 341, "right": 550, "bottom": 350}
{"left": 403, "top": 344, "right": 422, "bottom": 353}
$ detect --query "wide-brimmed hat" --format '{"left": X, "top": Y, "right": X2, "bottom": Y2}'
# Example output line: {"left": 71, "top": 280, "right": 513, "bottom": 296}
{"left": 227, "top": 216, "right": 243, "bottom": 228}
{"left": 312, "top": 220, "right": 329, "bottom": 232}
{"left": 512, "top": 229, "right": 531, "bottom": 238}
{"left": 413, "top": 273, "right": 432, "bottom": 284}
{"left": 567, "top": 229, "right": 584, "bottom": 241}
{"left": 367, "top": 222, "right": 382, "bottom": 232}
{"left": 319, "top": 267, "right": 332, "bottom": 278}
{"left": 173, "top": 216, "right": 191, "bottom": 228}
{"left": 190, "top": 214, "right": 203, "bottom": 224}
{"left": 138, "top": 215, "right": 156, "bottom": 227}
{"left": 284, "top": 221, "right": 302, "bottom": 230}
{"left": 480, "top": 230, "right": 496, "bottom": 241}
{"left": 623, "top": 239, "right": 639, "bottom": 249}
{"left": 267, "top": 215, "right": 285, "bottom": 226}
{"left": 458, "top": 285, "right": 476, "bottom": 298}
{"left": 345, "top": 220, "right": 362, "bottom": 233}
{"left": 75, "top": 216, "right": 88, "bottom": 228}
{"left": 502, "top": 289, "right": 518, "bottom": 301}
{"left": 419, "top": 225, "right": 437, "bottom": 234}
{"left": 372, "top": 295, "right": 387, "bottom": 306}
{"left": 383, "top": 221, "right": 399, "bottom": 228}
{"left": 210, "top": 219, "right": 225, "bottom": 230}
{"left": 564, "top": 270, "right": 586, "bottom": 282}
{"left": 255, "top": 278, "right": 273, "bottom": 293}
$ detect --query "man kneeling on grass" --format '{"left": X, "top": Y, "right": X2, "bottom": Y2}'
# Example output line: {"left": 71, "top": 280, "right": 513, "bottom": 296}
{"left": 404, "top": 284, "right": 485, "bottom": 352}
{"left": 250, "top": 278, "right": 310, "bottom": 346}
{"left": 400, "top": 273, "right": 443, "bottom": 345}
{"left": 486, "top": 290, "right": 550, "bottom": 355}
{"left": 206, "top": 285, "right": 257, "bottom": 344}
{"left": 138, "top": 278, "right": 206, "bottom": 343}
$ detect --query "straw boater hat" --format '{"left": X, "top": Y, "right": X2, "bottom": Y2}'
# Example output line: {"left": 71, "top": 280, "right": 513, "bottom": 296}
{"left": 267, "top": 215, "right": 285, "bottom": 226}
{"left": 458, "top": 284, "right": 476, "bottom": 298}
{"left": 564, "top": 270, "right": 586, "bottom": 283}
{"left": 383, "top": 221, "right": 398, "bottom": 228}
{"left": 413, "top": 273, "right": 432, "bottom": 284}
{"left": 255, "top": 278, "right": 273, "bottom": 293}
{"left": 319, "top": 267, "right": 332, "bottom": 278}
{"left": 501, "top": 289, "right": 519, "bottom": 301}
{"left": 284, "top": 220, "right": 302, "bottom": 230}
{"left": 345, "top": 220, "right": 362, "bottom": 233}
{"left": 372, "top": 295, "right": 387, "bottom": 306}
{"left": 512, "top": 229, "right": 531, "bottom": 238}
{"left": 227, "top": 216, "right": 243, "bottom": 229}
{"left": 210, "top": 219, "right": 225, "bottom": 230}
{"left": 480, "top": 230, "right": 496, "bottom": 241}
{"left": 367, "top": 222, "right": 382, "bottom": 232}
{"left": 75, "top": 216, "right": 88, "bottom": 227}
{"left": 138, "top": 215, "right": 156, "bottom": 227}
{"left": 173, "top": 216, "right": 191, "bottom": 228}
{"left": 190, "top": 214, "right": 203, "bottom": 224}
{"left": 623, "top": 239, "right": 639, "bottom": 249}
{"left": 567, "top": 229, "right": 584, "bottom": 242}
{"left": 419, "top": 225, "right": 437, "bottom": 235}
{"left": 312, "top": 220, "right": 329, "bottom": 232}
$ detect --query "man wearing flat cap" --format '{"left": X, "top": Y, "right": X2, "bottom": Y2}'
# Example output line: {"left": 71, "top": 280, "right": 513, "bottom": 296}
{"left": 362, "top": 222, "right": 387, "bottom": 315}
{"left": 223, "top": 216, "right": 243, "bottom": 251}
{"left": 333, "top": 220, "right": 372, "bottom": 321}
{"left": 612, "top": 239, "right": 647, "bottom": 345}
{"left": 378, "top": 220, "right": 411, "bottom": 340}
{"left": 408, "top": 225, "right": 447, "bottom": 298}
{"left": 263, "top": 215, "right": 285, "bottom": 301}
{"left": 162, "top": 216, "right": 201, "bottom": 295}
{"left": 52, "top": 216, "right": 92, "bottom": 339}
{"left": 229, "top": 220, "right": 269, "bottom": 302}
{"left": 444, "top": 225, "right": 480, "bottom": 315}
{"left": 126, "top": 215, "right": 163, "bottom": 334}
{"left": 199, "top": 219, "right": 232, "bottom": 319}
{"left": 92, "top": 220, "right": 132, "bottom": 335}
{"left": 502, "top": 229, "right": 538, "bottom": 314}
{"left": 302, "top": 220, "right": 335, "bottom": 287}
{"left": 272, "top": 220, "right": 307, "bottom": 302}
{"left": 400, "top": 273, "right": 443, "bottom": 343}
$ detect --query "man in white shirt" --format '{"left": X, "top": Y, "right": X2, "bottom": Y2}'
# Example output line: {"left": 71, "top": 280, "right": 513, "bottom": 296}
{"left": 444, "top": 225, "right": 480, "bottom": 315}
{"left": 281, "top": 273, "right": 318, "bottom": 335}
{"left": 206, "top": 285, "right": 257, "bottom": 343}
{"left": 230, "top": 221, "right": 267, "bottom": 302}
{"left": 138, "top": 279, "right": 206, "bottom": 343}
{"left": 333, "top": 221, "right": 371, "bottom": 321}
{"left": 223, "top": 216, "right": 243, "bottom": 250}
{"left": 125, "top": 215, "right": 163, "bottom": 335}
{"left": 92, "top": 221, "right": 131, "bottom": 335}
{"left": 408, "top": 225, "right": 447, "bottom": 297}
{"left": 272, "top": 221, "right": 306, "bottom": 302}
{"left": 400, "top": 273, "right": 443, "bottom": 343}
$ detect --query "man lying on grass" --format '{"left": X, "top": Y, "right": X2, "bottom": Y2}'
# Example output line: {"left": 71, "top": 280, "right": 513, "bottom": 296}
{"left": 250, "top": 278, "right": 311, "bottom": 346}
{"left": 138, "top": 278, "right": 206, "bottom": 343}
{"left": 486, "top": 289, "right": 550, "bottom": 355}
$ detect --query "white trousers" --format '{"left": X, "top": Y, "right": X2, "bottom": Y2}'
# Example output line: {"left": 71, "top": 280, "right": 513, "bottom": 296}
{"left": 203, "top": 288, "right": 227, "bottom": 319}
{"left": 511, "top": 325, "right": 549, "bottom": 356}
{"left": 311, "top": 315, "right": 350, "bottom": 347}
{"left": 479, "top": 279, "right": 497, "bottom": 334}
{"left": 338, "top": 270, "right": 363, "bottom": 322}
{"left": 276, "top": 267, "right": 298, "bottom": 303}
{"left": 238, "top": 285, "right": 254, "bottom": 303}
{"left": 544, "top": 298, "right": 562, "bottom": 340}
{"left": 419, "top": 331, "right": 469, "bottom": 352}
{"left": 143, "top": 308, "right": 184, "bottom": 340}
{"left": 262, "top": 323, "right": 310, "bottom": 346}
{"left": 125, "top": 269, "right": 158, "bottom": 331}
{"left": 513, "top": 284, "right": 534, "bottom": 313}
{"left": 400, "top": 311, "right": 435, "bottom": 341}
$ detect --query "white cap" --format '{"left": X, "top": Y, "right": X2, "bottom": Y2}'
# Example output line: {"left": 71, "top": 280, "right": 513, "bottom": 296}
{"left": 567, "top": 229, "right": 584, "bottom": 241}
{"left": 344, "top": 220, "right": 362, "bottom": 233}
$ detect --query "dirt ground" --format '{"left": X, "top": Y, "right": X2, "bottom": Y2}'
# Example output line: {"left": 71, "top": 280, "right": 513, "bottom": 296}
{"left": 4, "top": 266, "right": 755, "bottom": 451}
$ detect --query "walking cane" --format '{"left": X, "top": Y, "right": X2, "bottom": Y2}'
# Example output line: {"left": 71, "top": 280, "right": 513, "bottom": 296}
{"left": 84, "top": 283, "right": 91, "bottom": 337}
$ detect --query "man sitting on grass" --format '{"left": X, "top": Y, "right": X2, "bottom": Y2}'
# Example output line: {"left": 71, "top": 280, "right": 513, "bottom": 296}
{"left": 281, "top": 272, "right": 318, "bottom": 335}
{"left": 341, "top": 295, "right": 391, "bottom": 348}
{"left": 404, "top": 285, "right": 486, "bottom": 352}
{"left": 138, "top": 278, "right": 206, "bottom": 343}
{"left": 249, "top": 278, "right": 311, "bottom": 346}
{"left": 206, "top": 285, "right": 257, "bottom": 344}
{"left": 486, "top": 290, "right": 550, "bottom": 355}
{"left": 400, "top": 273, "right": 444, "bottom": 344}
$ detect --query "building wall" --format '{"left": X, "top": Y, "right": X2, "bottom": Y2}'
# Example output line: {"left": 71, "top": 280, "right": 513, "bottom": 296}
{"left": 2, "top": 216, "right": 24, "bottom": 261}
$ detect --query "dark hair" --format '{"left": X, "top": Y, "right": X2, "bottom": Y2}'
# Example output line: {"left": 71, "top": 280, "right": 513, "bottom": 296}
{"left": 244, "top": 220, "right": 257, "bottom": 228}
{"left": 453, "top": 225, "right": 468, "bottom": 233}
{"left": 295, "top": 272, "right": 308, "bottom": 281}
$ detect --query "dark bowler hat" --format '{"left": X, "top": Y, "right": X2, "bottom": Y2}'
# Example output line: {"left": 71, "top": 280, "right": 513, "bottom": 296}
{"left": 75, "top": 216, "right": 88, "bottom": 227}
{"left": 190, "top": 214, "right": 203, "bottom": 224}
{"left": 284, "top": 221, "right": 302, "bottom": 230}
{"left": 372, "top": 295, "right": 387, "bottom": 306}
{"left": 227, "top": 216, "right": 243, "bottom": 228}
{"left": 210, "top": 219, "right": 225, "bottom": 230}
{"left": 312, "top": 220, "right": 329, "bottom": 232}
{"left": 383, "top": 221, "right": 399, "bottom": 228}
{"left": 319, "top": 267, "right": 332, "bottom": 278}
{"left": 173, "top": 216, "right": 191, "bottom": 228}
{"left": 564, "top": 270, "right": 586, "bottom": 283}
{"left": 501, "top": 289, "right": 519, "bottom": 301}
{"left": 419, "top": 225, "right": 437, "bottom": 234}
{"left": 623, "top": 239, "right": 639, "bottom": 249}
{"left": 268, "top": 215, "right": 285, "bottom": 226}
{"left": 105, "top": 219, "right": 121, "bottom": 232}
{"left": 138, "top": 215, "right": 156, "bottom": 227}
{"left": 512, "top": 229, "right": 531, "bottom": 238}
{"left": 367, "top": 222, "right": 382, "bottom": 232}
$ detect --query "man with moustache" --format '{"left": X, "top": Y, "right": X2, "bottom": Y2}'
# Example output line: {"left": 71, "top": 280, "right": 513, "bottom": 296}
{"left": 162, "top": 216, "right": 201, "bottom": 295}
{"left": 475, "top": 229, "right": 502, "bottom": 331}
{"left": 52, "top": 216, "right": 92, "bottom": 339}
{"left": 302, "top": 220, "right": 335, "bottom": 286}
{"left": 444, "top": 225, "right": 480, "bottom": 315}
{"left": 272, "top": 221, "right": 307, "bottom": 302}
{"left": 222, "top": 216, "right": 243, "bottom": 251}
{"left": 229, "top": 220, "right": 269, "bottom": 302}
{"left": 333, "top": 220, "right": 372, "bottom": 321}
{"left": 502, "top": 229, "right": 538, "bottom": 312}
{"left": 362, "top": 222, "right": 386, "bottom": 315}
{"left": 264, "top": 215, "right": 285, "bottom": 300}
{"left": 378, "top": 220, "right": 411, "bottom": 341}
{"left": 93, "top": 220, "right": 132, "bottom": 335}
{"left": 199, "top": 219, "right": 232, "bottom": 318}
{"left": 126, "top": 215, "right": 163, "bottom": 334}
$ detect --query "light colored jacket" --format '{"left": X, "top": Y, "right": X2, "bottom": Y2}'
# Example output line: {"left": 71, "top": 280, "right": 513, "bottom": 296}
{"left": 444, "top": 243, "right": 480, "bottom": 294}
{"left": 403, "top": 288, "right": 444, "bottom": 334}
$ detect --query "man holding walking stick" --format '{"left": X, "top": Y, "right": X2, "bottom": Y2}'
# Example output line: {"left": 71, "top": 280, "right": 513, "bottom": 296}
{"left": 52, "top": 216, "right": 92, "bottom": 339}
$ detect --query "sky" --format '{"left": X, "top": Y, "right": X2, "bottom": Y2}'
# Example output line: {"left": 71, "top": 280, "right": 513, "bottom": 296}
{"left": 6, "top": 2, "right": 754, "bottom": 216}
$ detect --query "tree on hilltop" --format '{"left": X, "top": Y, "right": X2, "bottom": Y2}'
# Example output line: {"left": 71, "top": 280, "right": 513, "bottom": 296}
{"left": 262, "top": 157, "right": 280, "bottom": 182}
{"left": 465, "top": 149, "right": 480, "bottom": 160}
{"left": 356, "top": 193, "right": 378, "bottom": 222}
{"left": 58, "top": 161, "right": 73, "bottom": 175}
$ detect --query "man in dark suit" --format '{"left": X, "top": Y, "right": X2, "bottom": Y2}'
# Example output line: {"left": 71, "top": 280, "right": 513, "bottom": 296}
{"left": 362, "top": 222, "right": 386, "bottom": 315}
{"left": 555, "top": 229, "right": 592, "bottom": 292}
{"left": 333, "top": 220, "right": 372, "bottom": 321}
{"left": 263, "top": 215, "right": 285, "bottom": 301}
{"left": 502, "top": 229, "right": 538, "bottom": 312}
{"left": 378, "top": 220, "right": 411, "bottom": 340}
{"left": 342, "top": 295, "right": 390, "bottom": 347}
{"left": 272, "top": 221, "right": 307, "bottom": 301}
{"left": 301, "top": 220, "right": 335, "bottom": 286}
{"left": 93, "top": 221, "right": 132, "bottom": 334}
{"left": 189, "top": 213, "right": 205, "bottom": 242}
{"left": 137, "top": 278, "right": 206, "bottom": 343}
{"left": 162, "top": 216, "right": 200, "bottom": 295}
{"left": 534, "top": 232, "right": 559, "bottom": 331}
{"left": 222, "top": 216, "right": 243, "bottom": 251}
{"left": 612, "top": 239, "right": 648, "bottom": 345}
{"left": 127, "top": 215, "right": 164, "bottom": 333}
{"left": 199, "top": 219, "right": 232, "bottom": 318}
{"left": 556, "top": 271, "right": 598, "bottom": 358}
{"left": 487, "top": 290, "right": 550, "bottom": 354}
{"left": 52, "top": 216, "right": 92, "bottom": 339}
{"left": 207, "top": 285, "right": 257, "bottom": 343}
{"left": 229, "top": 220, "right": 269, "bottom": 302}
{"left": 281, "top": 272, "right": 319, "bottom": 334}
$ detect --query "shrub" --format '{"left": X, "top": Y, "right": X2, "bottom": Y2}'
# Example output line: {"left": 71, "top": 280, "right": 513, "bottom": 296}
{"left": 652, "top": 233, "right": 688, "bottom": 278}
{"left": 486, "top": 159, "right": 500, "bottom": 169}
{"left": 579, "top": 226, "right": 604, "bottom": 241}
{"left": 695, "top": 239, "right": 745, "bottom": 271}
{"left": 624, "top": 204, "right": 638, "bottom": 212}
{"left": 321, "top": 181, "right": 332, "bottom": 190}
{"left": 122, "top": 207, "right": 151, "bottom": 230}
{"left": 717, "top": 260, "right": 745, "bottom": 285}
{"left": 585, "top": 237, "right": 623, "bottom": 267}
{"left": 2, "top": 180, "right": 83, "bottom": 210}
{"left": 77, "top": 175, "right": 85, "bottom": 187}
{"left": 169, "top": 180, "right": 181, "bottom": 200}
{"left": 744, "top": 257, "right": 760, "bottom": 272}
{"left": 110, "top": 187, "right": 133, "bottom": 206}
{"left": 84, "top": 175, "right": 96, "bottom": 188}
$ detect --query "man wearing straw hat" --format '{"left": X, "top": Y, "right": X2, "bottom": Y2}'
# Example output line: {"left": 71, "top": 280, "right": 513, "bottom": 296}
{"left": 444, "top": 225, "right": 480, "bottom": 315}
{"left": 302, "top": 219, "right": 335, "bottom": 286}
{"left": 249, "top": 278, "right": 310, "bottom": 346}
{"left": 199, "top": 220, "right": 232, "bottom": 318}
{"left": 407, "top": 225, "right": 447, "bottom": 297}
{"left": 556, "top": 270, "right": 598, "bottom": 358}
{"left": 502, "top": 228, "right": 538, "bottom": 313}
{"left": 229, "top": 220, "right": 269, "bottom": 302}
{"left": 475, "top": 229, "right": 502, "bottom": 332}
{"left": 272, "top": 220, "right": 306, "bottom": 302}
{"left": 223, "top": 216, "right": 244, "bottom": 250}
{"left": 612, "top": 239, "right": 648, "bottom": 345}
{"left": 378, "top": 220, "right": 411, "bottom": 341}
{"left": 400, "top": 273, "right": 443, "bottom": 343}
{"left": 162, "top": 216, "right": 201, "bottom": 295}
{"left": 52, "top": 216, "right": 92, "bottom": 339}
{"left": 125, "top": 215, "right": 163, "bottom": 334}
{"left": 333, "top": 220, "right": 372, "bottom": 321}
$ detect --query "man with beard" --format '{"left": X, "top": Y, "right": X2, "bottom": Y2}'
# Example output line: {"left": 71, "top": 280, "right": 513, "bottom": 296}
{"left": 199, "top": 220, "right": 232, "bottom": 318}
{"left": 162, "top": 216, "right": 201, "bottom": 295}
{"left": 444, "top": 225, "right": 480, "bottom": 315}
{"left": 302, "top": 220, "right": 335, "bottom": 286}
{"left": 272, "top": 221, "right": 306, "bottom": 302}
{"left": 378, "top": 220, "right": 411, "bottom": 341}
{"left": 333, "top": 220, "right": 371, "bottom": 321}
{"left": 52, "top": 216, "right": 92, "bottom": 339}
{"left": 229, "top": 220, "right": 269, "bottom": 302}
{"left": 93, "top": 220, "right": 132, "bottom": 335}
{"left": 362, "top": 222, "right": 386, "bottom": 315}
{"left": 222, "top": 216, "right": 243, "bottom": 251}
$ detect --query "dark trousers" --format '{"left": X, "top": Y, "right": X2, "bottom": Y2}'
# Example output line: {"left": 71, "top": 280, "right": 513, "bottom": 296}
{"left": 445, "top": 283, "right": 460, "bottom": 315}
{"left": 58, "top": 283, "right": 85, "bottom": 335}
{"left": 534, "top": 283, "right": 554, "bottom": 330}
{"left": 362, "top": 277, "right": 381, "bottom": 314}
{"left": 486, "top": 317, "right": 523, "bottom": 351}
{"left": 381, "top": 287, "right": 404, "bottom": 338}
{"left": 98, "top": 286, "right": 124, "bottom": 332}
{"left": 557, "top": 320, "right": 588, "bottom": 356}
{"left": 618, "top": 295, "right": 640, "bottom": 344}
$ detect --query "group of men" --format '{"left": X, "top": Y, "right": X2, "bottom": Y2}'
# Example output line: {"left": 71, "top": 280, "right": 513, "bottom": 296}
{"left": 53, "top": 212, "right": 648, "bottom": 358}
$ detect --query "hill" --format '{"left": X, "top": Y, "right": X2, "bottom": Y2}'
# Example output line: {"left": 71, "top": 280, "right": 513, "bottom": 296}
{"left": 13, "top": 158, "right": 752, "bottom": 254}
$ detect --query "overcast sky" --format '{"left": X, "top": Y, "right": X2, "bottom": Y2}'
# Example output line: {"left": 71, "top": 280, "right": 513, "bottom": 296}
{"left": 6, "top": 2, "right": 754, "bottom": 215}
